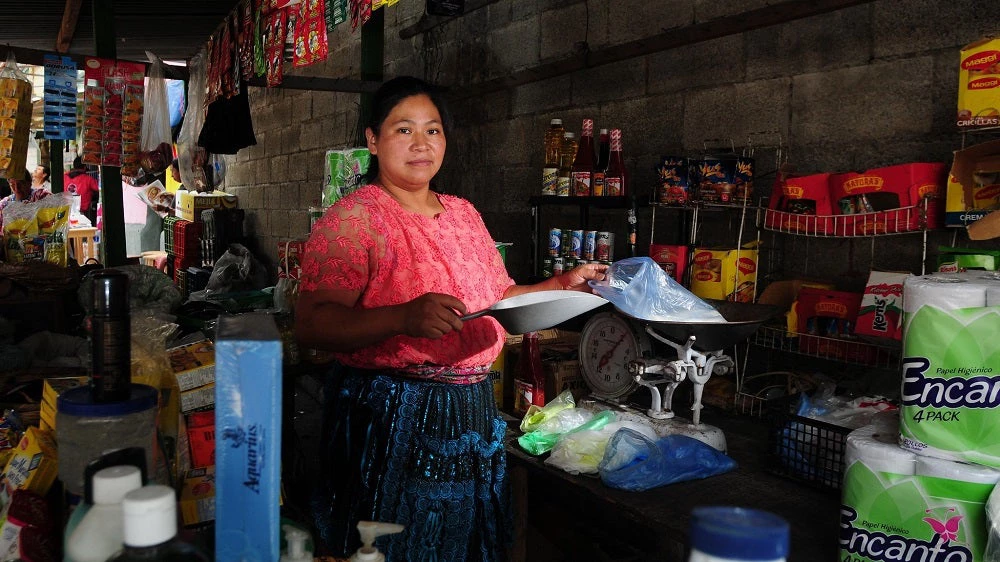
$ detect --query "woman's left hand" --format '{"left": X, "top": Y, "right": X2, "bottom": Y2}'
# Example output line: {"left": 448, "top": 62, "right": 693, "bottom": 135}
{"left": 560, "top": 263, "right": 609, "bottom": 292}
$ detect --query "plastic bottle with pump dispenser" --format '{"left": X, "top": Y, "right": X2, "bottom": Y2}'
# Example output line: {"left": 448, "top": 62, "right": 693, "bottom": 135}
{"left": 281, "top": 524, "right": 313, "bottom": 562}
{"left": 349, "top": 521, "right": 405, "bottom": 562}
{"left": 106, "top": 485, "right": 210, "bottom": 562}
{"left": 65, "top": 465, "right": 143, "bottom": 562}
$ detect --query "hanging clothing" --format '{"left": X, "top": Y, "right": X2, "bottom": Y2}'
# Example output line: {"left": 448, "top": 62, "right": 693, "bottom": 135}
{"left": 197, "top": 81, "right": 257, "bottom": 154}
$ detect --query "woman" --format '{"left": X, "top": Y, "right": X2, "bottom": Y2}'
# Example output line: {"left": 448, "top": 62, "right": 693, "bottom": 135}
{"left": 296, "top": 76, "right": 606, "bottom": 561}
{"left": 31, "top": 165, "right": 51, "bottom": 193}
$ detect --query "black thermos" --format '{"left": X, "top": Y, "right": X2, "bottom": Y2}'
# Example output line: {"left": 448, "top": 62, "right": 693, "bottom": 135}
{"left": 91, "top": 270, "right": 131, "bottom": 402}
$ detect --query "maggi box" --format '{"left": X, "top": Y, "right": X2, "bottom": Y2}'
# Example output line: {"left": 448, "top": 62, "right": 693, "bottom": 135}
{"left": 215, "top": 314, "right": 282, "bottom": 562}
{"left": 765, "top": 173, "right": 836, "bottom": 234}
{"left": 946, "top": 139, "right": 1000, "bottom": 226}
{"left": 830, "top": 163, "right": 946, "bottom": 235}
{"left": 794, "top": 288, "right": 870, "bottom": 363}
{"left": 958, "top": 37, "right": 1000, "bottom": 129}
{"left": 689, "top": 245, "right": 759, "bottom": 303}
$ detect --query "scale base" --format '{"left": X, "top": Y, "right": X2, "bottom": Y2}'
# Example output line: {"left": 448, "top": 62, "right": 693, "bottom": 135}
{"left": 579, "top": 398, "right": 727, "bottom": 453}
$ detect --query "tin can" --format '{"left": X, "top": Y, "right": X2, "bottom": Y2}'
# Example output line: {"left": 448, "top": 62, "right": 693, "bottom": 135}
{"left": 595, "top": 231, "right": 612, "bottom": 261}
{"left": 570, "top": 230, "right": 583, "bottom": 259}
{"left": 607, "top": 232, "right": 615, "bottom": 261}
{"left": 583, "top": 231, "right": 596, "bottom": 260}
{"left": 542, "top": 257, "right": 554, "bottom": 278}
{"left": 553, "top": 257, "right": 565, "bottom": 276}
{"left": 308, "top": 206, "right": 325, "bottom": 232}
{"left": 560, "top": 229, "right": 571, "bottom": 257}
{"left": 548, "top": 228, "right": 562, "bottom": 256}
{"left": 564, "top": 257, "right": 576, "bottom": 270}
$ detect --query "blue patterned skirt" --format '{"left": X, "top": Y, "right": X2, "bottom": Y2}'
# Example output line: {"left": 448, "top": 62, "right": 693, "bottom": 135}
{"left": 311, "top": 364, "right": 511, "bottom": 561}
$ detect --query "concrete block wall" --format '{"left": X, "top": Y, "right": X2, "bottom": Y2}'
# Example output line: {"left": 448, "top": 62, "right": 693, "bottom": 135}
{"left": 224, "top": 0, "right": 1000, "bottom": 282}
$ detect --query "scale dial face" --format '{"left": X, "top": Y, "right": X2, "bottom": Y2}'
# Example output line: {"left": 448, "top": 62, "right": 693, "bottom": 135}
{"left": 580, "top": 312, "right": 650, "bottom": 399}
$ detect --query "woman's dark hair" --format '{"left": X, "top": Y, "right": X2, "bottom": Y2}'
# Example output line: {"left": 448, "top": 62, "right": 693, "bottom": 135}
{"left": 364, "top": 76, "right": 451, "bottom": 183}
{"left": 73, "top": 156, "right": 85, "bottom": 170}
{"left": 39, "top": 165, "right": 50, "bottom": 181}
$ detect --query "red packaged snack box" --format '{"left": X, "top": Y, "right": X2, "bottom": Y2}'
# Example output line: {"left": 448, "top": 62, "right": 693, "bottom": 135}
{"left": 649, "top": 244, "right": 688, "bottom": 284}
{"left": 794, "top": 287, "right": 871, "bottom": 363}
{"left": 187, "top": 410, "right": 215, "bottom": 469}
{"left": 764, "top": 173, "right": 836, "bottom": 234}
{"left": 854, "top": 271, "right": 909, "bottom": 341}
{"left": 830, "top": 163, "right": 946, "bottom": 235}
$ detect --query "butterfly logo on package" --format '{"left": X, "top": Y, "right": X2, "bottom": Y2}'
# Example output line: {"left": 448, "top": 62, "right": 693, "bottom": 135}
{"left": 924, "top": 508, "right": 963, "bottom": 544}
{"left": 221, "top": 424, "right": 266, "bottom": 494}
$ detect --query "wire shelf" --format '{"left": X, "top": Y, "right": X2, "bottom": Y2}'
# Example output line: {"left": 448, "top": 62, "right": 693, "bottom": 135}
{"left": 761, "top": 198, "right": 942, "bottom": 237}
{"left": 752, "top": 325, "right": 901, "bottom": 369}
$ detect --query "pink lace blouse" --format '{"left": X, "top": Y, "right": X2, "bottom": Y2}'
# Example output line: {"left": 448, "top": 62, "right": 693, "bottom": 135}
{"left": 301, "top": 184, "right": 514, "bottom": 374}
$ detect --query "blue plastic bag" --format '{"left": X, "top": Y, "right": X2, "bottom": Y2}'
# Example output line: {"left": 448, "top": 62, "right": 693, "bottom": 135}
{"left": 588, "top": 257, "right": 724, "bottom": 322}
{"left": 598, "top": 429, "right": 737, "bottom": 491}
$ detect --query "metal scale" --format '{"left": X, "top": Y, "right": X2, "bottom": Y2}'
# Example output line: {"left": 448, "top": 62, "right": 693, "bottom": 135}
{"left": 578, "top": 301, "right": 778, "bottom": 452}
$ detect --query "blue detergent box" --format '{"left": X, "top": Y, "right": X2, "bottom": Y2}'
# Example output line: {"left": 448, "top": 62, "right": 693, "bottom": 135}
{"left": 215, "top": 313, "right": 282, "bottom": 562}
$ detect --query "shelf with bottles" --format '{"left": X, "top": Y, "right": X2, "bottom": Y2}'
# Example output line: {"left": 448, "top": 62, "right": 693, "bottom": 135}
{"left": 529, "top": 195, "right": 636, "bottom": 209}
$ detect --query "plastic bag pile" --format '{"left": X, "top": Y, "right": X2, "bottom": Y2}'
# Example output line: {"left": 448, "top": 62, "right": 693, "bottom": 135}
{"left": 588, "top": 257, "right": 724, "bottom": 323}
{"left": 518, "top": 390, "right": 737, "bottom": 491}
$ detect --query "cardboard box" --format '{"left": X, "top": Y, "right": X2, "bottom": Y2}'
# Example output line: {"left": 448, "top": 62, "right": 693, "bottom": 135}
{"left": 168, "top": 340, "right": 216, "bottom": 392}
{"left": 215, "top": 313, "right": 282, "bottom": 562}
{"left": 649, "top": 244, "right": 689, "bottom": 284}
{"left": 830, "top": 163, "right": 946, "bottom": 235}
{"left": 180, "top": 383, "right": 215, "bottom": 413}
{"left": 187, "top": 410, "right": 215, "bottom": 469}
{"left": 41, "top": 376, "right": 87, "bottom": 407}
{"left": 765, "top": 173, "right": 836, "bottom": 234}
{"left": 176, "top": 190, "right": 238, "bottom": 222}
{"left": 946, "top": 139, "right": 1000, "bottom": 227}
{"left": 0, "top": 428, "right": 57, "bottom": 507}
{"left": 180, "top": 466, "right": 216, "bottom": 526}
{"left": 277, "top": 240, "right": 306, "bottom": 280}
{"left": 957, "top": 37, "right": 1000, "bottom": 129}
{"left": 689, "top": 245, "right": 759, "bottom": 303}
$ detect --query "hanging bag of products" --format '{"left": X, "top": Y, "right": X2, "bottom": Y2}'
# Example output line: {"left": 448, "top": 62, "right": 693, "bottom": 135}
{"left": 0, "top": 53, "right": 33, "bottom": 180}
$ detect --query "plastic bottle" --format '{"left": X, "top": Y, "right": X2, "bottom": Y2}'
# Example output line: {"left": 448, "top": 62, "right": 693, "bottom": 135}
{"left": 688, "top": 506, "right": 789, "bottom": 562}
{"left": 572, "top": 119, "right": 595, "bottom": 196}
{"left": 556, "top": 132, "right": 577, "bottom": 197}
{"left": 280, "top": 524, "right": 313, "bottom": 562}
{"left": 90, "top": 270, "right": 131, "bottom": 403}
{"left": 349, "top": 521, "right": 405, "bottom": 562}
{"left": 541, "top": 119, "right": 564, "bottom": 196}
{"left": 516, "top": 331, "right": 546, "bottom": 407}
{"left": 592, "top": 128, "right": 610, "bottom": 196}
{"left": 65, "top": 465, "right": 143, "bottom": 562}
{"left": 605, "top": 128, "right": 628, "bottom": 197}
{"left": 106, "top": 485, "right": 211, "bottom": 562}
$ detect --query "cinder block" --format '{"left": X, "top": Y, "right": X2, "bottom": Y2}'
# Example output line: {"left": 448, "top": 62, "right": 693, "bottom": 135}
{"left": 265, "top": 184, "right": 283, "bottom": 212}
{"left": 306, "top": 149, "right": 329, "bottom": 182}
{"left": 513, "top": 0, "right": 539, "bottom": 21}
{"left": 746, "top": 7, "right": 869, "bottom": 81}
{"left": 265, "top": 131, "right": 282, "bottom": 158}
{"left": 540, "top": 3, "right": 587, "bottom": 61}
{"left": 570, "top": 57, "right": 646, "bottom": 107}
{"left": 489, "top": 17, "right": 541, "bottom": 72}
{"left": 252, "top": 158, "right": 272, "bottom": 184}
{"left": 873, "top": 0, "right": 1000, "bottom": 58}
{"left": 269, "top": 210, "right": 290, "bottom": 239}
{"left": 299, "top": 120, "right": 328, "bottom": 151}
{"left": 280, "top": 127, "right": 300, "bottom": 155}
{"left": 600, "top": 92, "right": 684, "bottom": 160}
{"left": 682, "top": 78, "right": 791, "bottom": 150}
{"left": 289, "top": 210, "right": 311, "bottom": 239}
{"left": 299, "top": 183, "right": 321, "bottom": 210}
{"left": 487, "top": 1, "right": 512, "bottom": 29}
{"left": 649, "top": 35, "right": 743, "bottom": 94}
{"left": 512, "top": 75, "right": 572, "bottom": 115}
{"left": 312, "top": 91, "right": 338, "bottom": 119}
{"left": 583, "top": 0, "right": 609, "bottom": 49}
{"left": 245, "top": 185, "right": 264, "bottom": 210}
{"left": 287, "top": 155, "right": 309, "bottom": 183}
{"left": 607, "top": 0, "right": 691, "bottom": 46}
{"left": 270, "top": 155, "right": 289, "bottom": 186}
{"left": 790, "top": 58, "right": 934, "bottom": 146}
{"left": 483, "top": 116, "right": 534, "bottom": 166}
{"left": 694, "top": 0, "right": 768, "bottom": 22}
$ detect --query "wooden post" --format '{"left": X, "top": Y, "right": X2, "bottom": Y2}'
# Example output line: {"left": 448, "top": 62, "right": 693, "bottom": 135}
{"left": 92, "top": 0, "right": 126, "bottom": 266}
{"left": 356, "top": 9, "right": 384, "bottom": 146}
{"left": 49, "top": 140, "right": 64, "bottom": 193}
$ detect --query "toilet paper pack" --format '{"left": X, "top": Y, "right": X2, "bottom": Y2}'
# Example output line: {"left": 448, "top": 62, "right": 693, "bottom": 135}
{"left": 841, "top": 420, "right": 999, "bottom": 562}
{"left": 899, "top": 273, "right": 1000, "bottom": 467}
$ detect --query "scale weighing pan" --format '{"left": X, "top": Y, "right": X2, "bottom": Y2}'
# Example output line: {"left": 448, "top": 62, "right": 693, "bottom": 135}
{"left": 617, "top": 300, "right": 781, "bottom": 351}
{"left": 461, "top": 290, "right": 608, "bottom": 334}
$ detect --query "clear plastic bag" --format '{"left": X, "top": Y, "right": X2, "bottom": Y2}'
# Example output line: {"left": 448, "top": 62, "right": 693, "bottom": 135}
{"left": 139, "top": 52, "right": 173, "bottom": 174}
{"left": 520, "top": 389, "right": 575, "bottom": 433}
{"left": 205, "top": 243, "right": 269, "bottom": 295}
{"left": 176, "top": 50, "right": 210, "bottom": 191}
{"left": 589, "top": 257, "right": 725, "bottom": 322}
{"left": 545, "top": 421, "right": 657, "bottom": 475}
{"left": 518, "top": 410, "right": 618, "bottom": 456}
{"left": 599, "top": 429, "right": 737, "bottom": 491}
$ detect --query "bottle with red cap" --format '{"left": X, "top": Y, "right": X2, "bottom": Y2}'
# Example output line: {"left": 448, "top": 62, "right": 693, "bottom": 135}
{"left": 605, "top": 129, "right": 627, "bottom": 197}
{"left": 572, "top": 119, "right": 595, "bottom": 196}
{"left": 592, "top": 128, "right": 609, "bottom": 196}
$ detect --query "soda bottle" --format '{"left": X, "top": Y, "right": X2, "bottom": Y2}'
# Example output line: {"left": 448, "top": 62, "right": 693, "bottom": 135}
{"left": 592, "top": 128, "right": 610, "bottom": 196}
{"left": 605, "top": 128, "right": 627, "bottom": 197}
{"left": 541, "top": 119, "right": 564, "bottom": 196}
{"left": 557, "top": 132, "right": 577, "bottom": 197}
{"left": 515, "top": 332, "right": 546, "bottom": 408}
{"left": 572, "top": 119, "right": 595, "bottom": 196}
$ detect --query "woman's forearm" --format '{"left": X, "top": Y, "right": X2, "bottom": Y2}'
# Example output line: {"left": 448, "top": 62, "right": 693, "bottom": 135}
{"left": 296, "top": 300, "right": 405, "bottom": 352}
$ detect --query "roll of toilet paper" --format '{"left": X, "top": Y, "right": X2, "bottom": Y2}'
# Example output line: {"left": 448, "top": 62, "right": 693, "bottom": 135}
{"left": 845, "top": 420, "right": 915, "bottom": 475}
{"left": 900, "top": 273, "right": 1000, "bottom": 468}
{"left": 916, "top": 456, "right": 1000, "bottom": 485}
{"left": 903, "top": 274, "right": 987, "bottom": 314}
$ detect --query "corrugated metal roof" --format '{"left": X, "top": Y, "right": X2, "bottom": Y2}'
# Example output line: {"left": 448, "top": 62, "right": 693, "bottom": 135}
{"left": 0, "top": 0, "right": 240, "bottom": 62}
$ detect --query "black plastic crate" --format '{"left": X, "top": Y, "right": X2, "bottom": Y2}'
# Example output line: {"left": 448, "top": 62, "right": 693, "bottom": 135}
{"left": 201, "top": 208, "right": 245, "bottom": 264}
{"left": 765, "top": 396, "right": 851, "bottom": 492}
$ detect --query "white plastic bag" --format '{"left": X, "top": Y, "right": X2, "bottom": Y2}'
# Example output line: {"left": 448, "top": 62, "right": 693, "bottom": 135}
{"left": 176, "top": 50, "right": 210, "bottom": 191}
{"left": 545, "top": 421, "right": 657, "bottom": 475}
{"left": 589, "top": 257, "right": 725, "bottom": 322}
{"left": 140, "top": 51, "right": 172, "bottom": 173}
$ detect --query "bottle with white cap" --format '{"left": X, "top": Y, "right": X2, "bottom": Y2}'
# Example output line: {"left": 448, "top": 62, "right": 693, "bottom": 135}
{"left": 349, "top": 521, "right": 405, "bottom": 562}
{"left": 106, "top": 485, "right": 210, "bottom": 562}
{"left": 688, "top": 506, "right": 790, "bottom": 562}
{"left": 65, "top": 465, "right": 143, "bottom": 562}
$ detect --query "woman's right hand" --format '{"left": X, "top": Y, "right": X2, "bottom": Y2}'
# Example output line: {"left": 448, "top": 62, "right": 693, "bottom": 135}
{"left": 399, "top": 292, "right": 467, "bottom": 339}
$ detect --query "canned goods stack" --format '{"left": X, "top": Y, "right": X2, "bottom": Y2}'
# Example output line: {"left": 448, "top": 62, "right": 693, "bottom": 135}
{"left": 543, "top": 225, "right": 614, "bottom": 277}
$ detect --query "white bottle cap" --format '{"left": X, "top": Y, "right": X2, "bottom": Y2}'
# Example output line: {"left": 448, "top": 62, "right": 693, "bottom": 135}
{"left": 92, "top": 465, "right": 143, "bottom": 505}
{"left": 551, "top": 119, "right": 562, "bottom": 125}
{"left": 122, "top": 485, "right": 177, "bottom": 547}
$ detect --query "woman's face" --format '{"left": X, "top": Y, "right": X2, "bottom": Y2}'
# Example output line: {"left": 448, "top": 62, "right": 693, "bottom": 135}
{"left": 367, "top": 94, "right": 446, "bottom": 191}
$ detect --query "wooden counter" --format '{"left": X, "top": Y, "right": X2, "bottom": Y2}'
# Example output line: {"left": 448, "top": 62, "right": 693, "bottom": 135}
{"left": 505, "top": 412, "right": 839, "bottom": 562}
